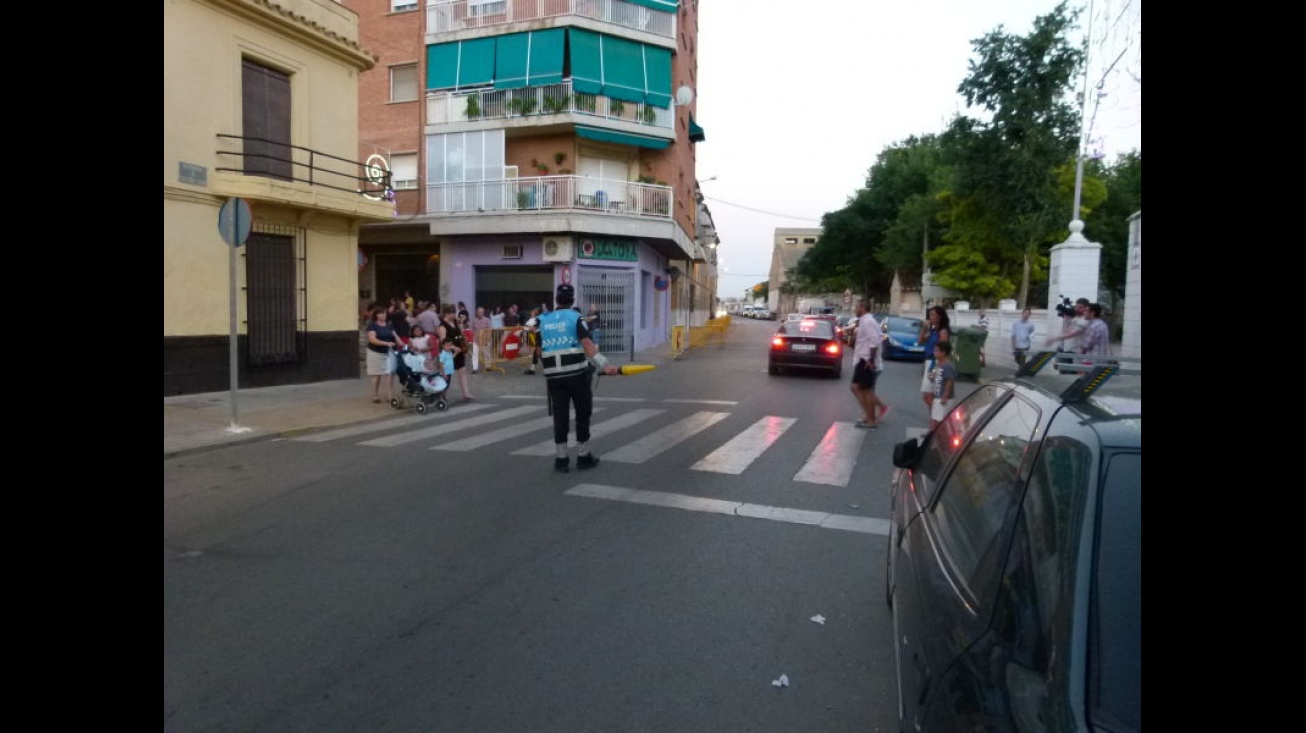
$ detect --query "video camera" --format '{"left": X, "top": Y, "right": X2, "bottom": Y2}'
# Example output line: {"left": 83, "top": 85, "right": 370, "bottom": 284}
{"left": 1054, "top": 296, "right": 1076, "bottom": 318}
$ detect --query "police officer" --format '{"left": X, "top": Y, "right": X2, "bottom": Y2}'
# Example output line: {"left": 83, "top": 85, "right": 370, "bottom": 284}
{"left": 539, "top": 283, "right": 618, "bottom": 472}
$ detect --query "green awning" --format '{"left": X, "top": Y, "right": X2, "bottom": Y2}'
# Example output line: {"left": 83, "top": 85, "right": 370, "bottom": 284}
{"left": 569, "top": 28, "right": 603, "bottom": 96}
{"left": 688, "top": 114, "right": 705, "bottom": 142}
{"left": 427, "top": 42, "right": 460, "bottom": 90}
{"left": 494, "top": 33, "right": 529, "bottom": 89}
{"left": 576, "top": 125, "right": 671, "bottom": 150}
{"left": 627, "top": 0, "right": 678, "bottom": 10}
{"left": 601, "top": 36, "right": 647, "bottom": 104}
{"left": 644, "top": 46, "right": 672, "bottom": 108}
{"left": 458, "top": 36, "right": 496, "bottom": 87}
{"left": 527, "top": 28, "right": 565, "bottom": 85}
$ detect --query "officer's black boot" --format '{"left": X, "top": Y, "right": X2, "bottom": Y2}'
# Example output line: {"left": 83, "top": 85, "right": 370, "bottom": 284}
{"left": 576, "top": 453, "right": 599, "bottom": 470}
{"left": 554, "top": 456, "right": 570, "bottom": 473}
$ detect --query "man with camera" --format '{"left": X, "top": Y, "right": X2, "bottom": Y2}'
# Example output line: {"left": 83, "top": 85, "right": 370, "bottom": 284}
{"left": 1052, "top": 297, "right": 1090, "bottom": 352}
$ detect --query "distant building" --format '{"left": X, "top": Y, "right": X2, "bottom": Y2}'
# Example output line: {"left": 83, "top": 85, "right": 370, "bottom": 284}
{"left": 767, "top": 227, "right": 821, "bottom": 315}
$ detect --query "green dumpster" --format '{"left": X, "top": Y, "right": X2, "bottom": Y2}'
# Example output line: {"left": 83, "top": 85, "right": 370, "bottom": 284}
{"left": 953, "top": 327, "right": 989, "bottom": 381}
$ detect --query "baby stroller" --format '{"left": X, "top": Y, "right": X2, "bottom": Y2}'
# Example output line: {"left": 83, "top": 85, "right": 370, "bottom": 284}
{"left": 390, "top": 347, "right": 449, "bottom": 414}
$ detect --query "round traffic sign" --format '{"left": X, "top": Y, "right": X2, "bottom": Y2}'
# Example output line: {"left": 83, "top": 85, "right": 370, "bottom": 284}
{"left": 218, "top": 197, "right": 252, "bottom": 247}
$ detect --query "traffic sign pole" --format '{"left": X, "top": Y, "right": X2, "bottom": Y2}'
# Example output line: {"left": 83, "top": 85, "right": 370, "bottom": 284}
{"left": 218, "top": 198, "right": 253, "bottom": 433}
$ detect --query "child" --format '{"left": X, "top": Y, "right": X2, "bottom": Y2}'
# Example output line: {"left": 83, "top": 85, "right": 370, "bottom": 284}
{"left": 424, "top": 337, "right": 456, "bottom": 394}
{"left": 929, "top": 340, "right": 956, "bottom": 430}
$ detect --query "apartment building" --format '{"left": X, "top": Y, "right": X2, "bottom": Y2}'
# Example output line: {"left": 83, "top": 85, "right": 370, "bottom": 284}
{"left": 347, "top": 0, "right": 714, "bottom": 354}
{"left": 164, "top": 0, "right": 395, "bottom": 395}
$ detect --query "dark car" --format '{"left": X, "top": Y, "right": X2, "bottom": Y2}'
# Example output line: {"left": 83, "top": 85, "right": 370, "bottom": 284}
{"left": 885, "top": 353, "right": 1140, "bottom": 733}
{"left": 875, "top": 314, "right": 928, "bottom": 361}
{"left": 768, "top": 317, "right": 843, "bottom": 378}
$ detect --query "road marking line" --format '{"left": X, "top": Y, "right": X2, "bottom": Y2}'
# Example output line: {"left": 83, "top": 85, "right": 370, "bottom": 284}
{"left": 357, "top": 405, "right": 540, "bottom": 447}
{"left": 792, "top": 422, "right": 866, "bottom": 486}
{"left": 662, "top": 399, "right": 739, "bottom": 405}
{"left": 291, "top": 404, "right": 492, "bottom": 442}
{"left": 435, "top": 408, "right": 607, "bottom": 451}
{"left": 603, "top": 411, "right": 730, "bottom": 463}
{"left": 691, "top": 416, "right": 797, "bottom": 474}
{"left": 511, "top": 408, "right": 665, "bottom": 456}
{"left": 565, "top": 484, "right": 889, "bottom": 535}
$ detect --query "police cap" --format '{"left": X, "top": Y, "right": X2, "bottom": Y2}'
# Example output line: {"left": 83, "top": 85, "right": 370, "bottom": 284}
{"left": 555, "top": 283, "right": 576, "bottom": 302}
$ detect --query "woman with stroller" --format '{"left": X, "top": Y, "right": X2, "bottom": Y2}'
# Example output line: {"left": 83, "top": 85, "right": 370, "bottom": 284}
{"left": 365, "top": 307, "right": 402, "bottom": 403}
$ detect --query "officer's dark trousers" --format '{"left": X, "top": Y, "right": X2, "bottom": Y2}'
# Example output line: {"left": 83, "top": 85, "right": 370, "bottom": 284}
{"left": 547, "top": 373, "right": 593, "bottom": 445}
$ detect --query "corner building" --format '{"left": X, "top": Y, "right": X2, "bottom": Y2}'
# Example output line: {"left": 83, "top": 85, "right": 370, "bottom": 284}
{"left": 164, "top": 0, "right": 395, "bottom": 395}
{"left": 347, "top": 0, "right": 714, "bottom": 355}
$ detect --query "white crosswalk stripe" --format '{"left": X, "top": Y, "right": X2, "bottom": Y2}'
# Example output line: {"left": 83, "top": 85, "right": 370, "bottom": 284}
{"left": 792, "top": 422, "right": 868, "bottom": 486}
{"left": 357, "top": 405, "right": 540, "bottom": 447}
{"left": 297, "top": 403, "right": 896, "bottom": 489}
{"left": 602, "top": 411, "right": 731, "bottom": 464}
{"left": 691, "top": 416, "right": 797, "bottom": 474}
{"left": 511, "top": 408, "right": 666, "bottom": 456}
{"left": 434, "top": 408, "right": 607, "bottom": 451}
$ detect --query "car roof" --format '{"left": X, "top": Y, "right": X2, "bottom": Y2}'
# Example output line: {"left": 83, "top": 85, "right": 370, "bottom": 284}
{"left": 777, "top": 319, "right": 835, "bottom": 336}
{"left": 992, "top": 368, "right": 1141, "bottom": 449}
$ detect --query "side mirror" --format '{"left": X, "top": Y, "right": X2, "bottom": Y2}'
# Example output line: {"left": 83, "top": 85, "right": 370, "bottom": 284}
{"left": 892, "top": 437, "right": 921, "bottom": 469}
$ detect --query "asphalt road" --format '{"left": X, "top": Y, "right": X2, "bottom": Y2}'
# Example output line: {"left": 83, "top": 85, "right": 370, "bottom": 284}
{"left": 165, "top": 318, "right": 957, "bottom": 733}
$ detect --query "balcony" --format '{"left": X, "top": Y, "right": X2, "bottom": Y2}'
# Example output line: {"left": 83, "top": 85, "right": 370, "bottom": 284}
{"left": 427, "top": 174, "right": 671, "bottom": 218}
{"left": 427, "top": 80, "right": 672, "bottom": 132}
{"left": 426, "top": 0, "right": 675, "bottom": 40}
{"left": 214, "top": 134, "right": 396, "bottom": 219}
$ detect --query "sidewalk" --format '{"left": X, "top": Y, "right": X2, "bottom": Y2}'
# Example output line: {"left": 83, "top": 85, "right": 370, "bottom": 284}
{"left": 164, "top": 348, "right": 675, "bottom": 459}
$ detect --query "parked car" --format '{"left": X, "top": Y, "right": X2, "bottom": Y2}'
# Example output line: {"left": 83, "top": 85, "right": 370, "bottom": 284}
{"left": 885, "top": 355, "right": 1140, "bottom": 733}
{"left": 767, "top": 317, "right": 843, "bottom": 378}
{"left": 875, "top": 314, "right": 928, "bottom": 361}
{"left": 754, "top": 308, "right": 776, "bottom": 320}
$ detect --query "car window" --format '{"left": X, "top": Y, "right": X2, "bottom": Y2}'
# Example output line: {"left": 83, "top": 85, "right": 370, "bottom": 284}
{"left": 780, "top": 320, "right": 833, "bottom": 338}
{"left": 929, "top": 393, "right": 1041, "bottom": 600}
{"left": 987, "top": 429, "right": 1097, "bottom": 731}
{"left": 1090, "top": 451, "right": 1141, "bottom": 732}
{"left": 915, "top": 385, "right": 1009, "bottom": 502}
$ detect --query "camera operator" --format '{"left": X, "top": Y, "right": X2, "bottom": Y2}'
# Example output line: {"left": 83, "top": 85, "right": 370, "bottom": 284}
{"left": 1050, "top": 297, "right": 1090, "bottom": 352}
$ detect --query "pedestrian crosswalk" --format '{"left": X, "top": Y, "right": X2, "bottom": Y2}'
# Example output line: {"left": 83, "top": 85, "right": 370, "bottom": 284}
{"left": 292, "top": 402, "right": 895, "bottom": 487}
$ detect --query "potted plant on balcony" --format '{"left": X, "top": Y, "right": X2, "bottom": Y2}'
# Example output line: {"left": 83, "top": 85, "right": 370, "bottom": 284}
{"left": 609, "top": 99, "right": 625, "bottom": 118}
{"left": 542, "top": 95, "right": 570, "bottom": 114}
{"left": 531, "top": 158, "right": 550, "bottom": 175}
{"left": 553, "top": 152, "right": 567, "bottom": 167}
{"left": 465, "top": 96, "right": 481, "bottom": 120}
{"left": 641, "top": 105, "right": 657, "bottom": 124}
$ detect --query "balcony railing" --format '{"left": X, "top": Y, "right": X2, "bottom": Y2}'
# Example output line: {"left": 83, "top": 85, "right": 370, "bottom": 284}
{"left": 427, "top": 80, "right": 672, "bottom": 130}
{"left": 216, "top": 134, "right": 393, "bottom": 200}
{"left": 427, "top": 174, "right": 672, "bottom": 218}
{"left": 427, "top": 0, "right": 675, "bottom": 39}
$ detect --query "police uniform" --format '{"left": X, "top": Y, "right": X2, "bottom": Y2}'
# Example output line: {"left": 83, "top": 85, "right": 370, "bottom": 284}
{"left": 540, "top": 284, "right": 600, "bottom": 472}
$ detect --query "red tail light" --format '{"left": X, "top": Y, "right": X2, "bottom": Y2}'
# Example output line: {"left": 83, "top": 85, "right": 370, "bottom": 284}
{"left": 771, "top": 336, "right": 785, "bottom": 348}
{"left": 824, "top": 341, "right": 841, "bottom": 355}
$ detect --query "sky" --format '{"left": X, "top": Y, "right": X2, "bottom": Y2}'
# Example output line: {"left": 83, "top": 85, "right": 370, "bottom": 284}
{"left": 693, "top": 0, "right": 1142, "bottom": 301}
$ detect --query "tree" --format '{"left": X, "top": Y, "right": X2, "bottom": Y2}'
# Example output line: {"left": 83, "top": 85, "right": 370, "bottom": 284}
{"left": 932, "top": 1, "right": 1087, "bottom": 307}
{"left": 792, "top": 135, "right": 946, "bottom": 301}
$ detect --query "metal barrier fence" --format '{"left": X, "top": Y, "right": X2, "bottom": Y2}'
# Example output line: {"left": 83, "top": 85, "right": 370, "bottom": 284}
{"left": 475, "top": 326, "right": 533, "bottom": 374}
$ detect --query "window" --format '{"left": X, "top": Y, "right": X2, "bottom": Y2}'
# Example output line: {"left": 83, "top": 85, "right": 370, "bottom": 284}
{"left": 390, "top": 0, "right": 417, "bottom": 11}
{"left": 930, "top": 394, "right": 1041, "bottom": 598}
{"left": 391, "top": 153, "right": 418, "bottom": 190}
{"left": 245, "top": 226, "right": 304, "bottom": 366}
{"left": 469, "top": 0, "right": 506, "bottom": 19}
{"left": 803, "top": 237, "right": 817, "bottom": 244}
{"left": 427, "top": 130, "right": 506, "bottom": 212}
{"left": 501, "top": 245, "right": 523, "bottom": 259}
{"left": 1090, "top": 452, "right": 1141, "bottom": 731}
{"left": 241, "top": 59, "right": 292, "bottom": 181}
{"left": 390, "top": 64, "right": 418, "bottom": 103}
{"left": 784, "top": 237, "right": 797, "bottom": 244}
{"left": 915, "top": 385, "right": 1009, "bottom": 502}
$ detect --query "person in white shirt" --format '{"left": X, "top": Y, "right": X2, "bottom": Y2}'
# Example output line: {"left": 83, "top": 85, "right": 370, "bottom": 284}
{"left": 849, "top": 299, "right": 890, "bottom": 429}
{"left": 1010, "top": 308, "right": 1036, "bottom": 367}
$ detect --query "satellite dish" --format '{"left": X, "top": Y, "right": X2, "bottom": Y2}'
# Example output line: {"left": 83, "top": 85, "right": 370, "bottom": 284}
{"left": 675, "top": 86, "right": 694, "bottom": 105}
